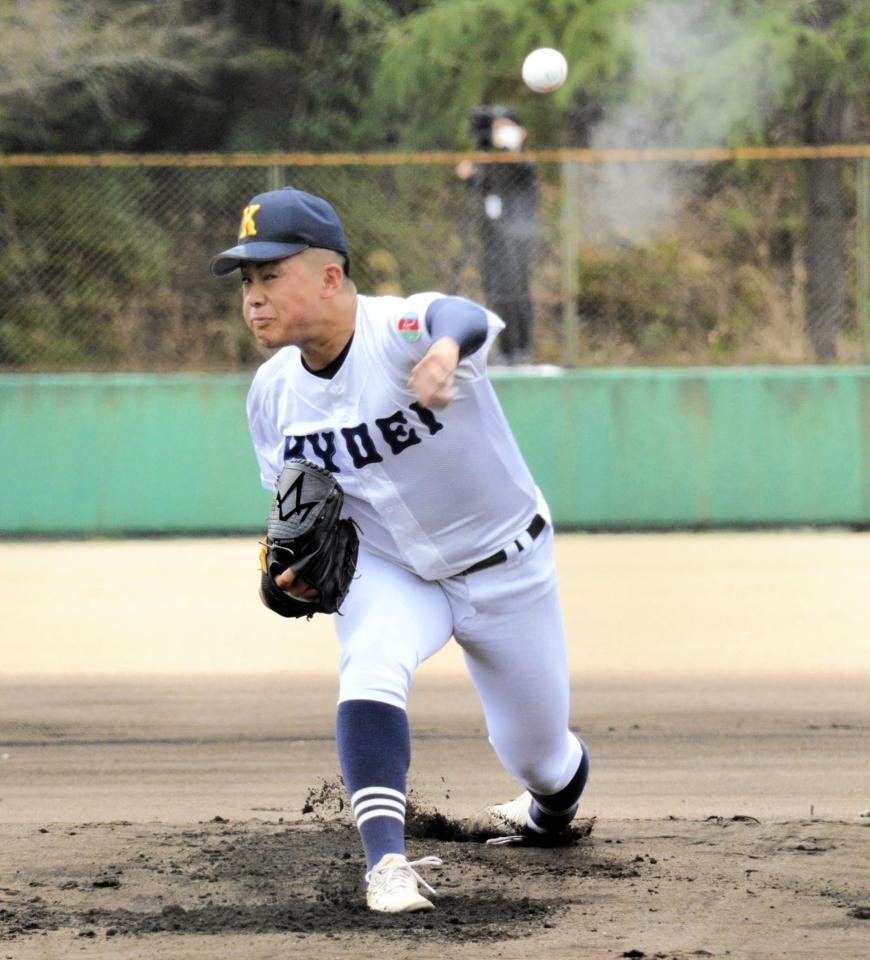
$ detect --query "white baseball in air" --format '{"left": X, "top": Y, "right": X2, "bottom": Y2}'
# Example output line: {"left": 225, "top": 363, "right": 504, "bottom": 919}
{"left": 522, "top": 48, "right": 568, "bottom": 93}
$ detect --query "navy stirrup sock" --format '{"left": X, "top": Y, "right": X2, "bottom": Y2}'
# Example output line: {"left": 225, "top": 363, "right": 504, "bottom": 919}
{"left": 336, "top": 699, "right": 410, "bottom": 870}
{"left": 528, "top": 739, "right": 590, "bottom": 832}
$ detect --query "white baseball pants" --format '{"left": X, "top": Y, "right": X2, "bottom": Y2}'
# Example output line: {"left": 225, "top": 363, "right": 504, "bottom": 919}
{"left": 334, "top": 524, "right": 582, "bottom": 797}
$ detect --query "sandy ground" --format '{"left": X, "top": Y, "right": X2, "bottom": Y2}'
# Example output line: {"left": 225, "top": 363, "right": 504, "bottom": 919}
{"left": 1, "top": 532, "right": 869, "bottom": 958}
{"left": 4, "top": 531, "right": 870, "bottom": 676}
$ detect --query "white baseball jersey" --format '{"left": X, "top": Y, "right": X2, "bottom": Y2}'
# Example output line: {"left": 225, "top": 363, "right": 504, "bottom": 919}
{"left": 247, "top": 292, "right": 542, "bottom": 581}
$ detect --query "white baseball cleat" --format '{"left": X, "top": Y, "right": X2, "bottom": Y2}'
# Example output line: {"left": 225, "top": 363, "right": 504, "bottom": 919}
{"left": 482, "top": 790, "right": 583, "bottom": 844}
{"left": 365, "top": 853, "right": 443, "bottom": 913}
{"left": 486, "top": 791, "right": 547, "bottom": 835}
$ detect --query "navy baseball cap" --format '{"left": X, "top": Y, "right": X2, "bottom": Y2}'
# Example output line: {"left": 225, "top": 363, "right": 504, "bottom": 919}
{"left": 210, "top": 187, "right": 349, "bottom": 277}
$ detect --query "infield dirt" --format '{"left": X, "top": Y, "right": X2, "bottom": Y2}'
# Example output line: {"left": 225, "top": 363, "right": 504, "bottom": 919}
{"left": 1, "top": 532, "right": 869, "bottom": 959}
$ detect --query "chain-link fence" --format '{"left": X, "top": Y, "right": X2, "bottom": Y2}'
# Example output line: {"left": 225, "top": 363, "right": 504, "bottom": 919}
{"left": 1, "top": 148, "right": 868, "bottom": 371}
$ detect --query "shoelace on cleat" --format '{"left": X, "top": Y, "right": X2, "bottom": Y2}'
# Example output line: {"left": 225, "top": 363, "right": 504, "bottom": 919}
{"left": 366, "top": 855, "right": 443, "bottom": 897}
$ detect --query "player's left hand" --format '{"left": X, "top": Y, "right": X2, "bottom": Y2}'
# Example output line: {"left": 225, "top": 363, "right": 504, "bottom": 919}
{"left": 258, "top": 567, "right": 320, "bottom": 610}
{"left": 408, "top": 337, "right": 460, "bottom": 409}
{"left": 273, "top": 567, "right": 321, "bottom": 601}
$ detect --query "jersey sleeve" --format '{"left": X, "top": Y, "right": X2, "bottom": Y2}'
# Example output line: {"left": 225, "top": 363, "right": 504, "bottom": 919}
{"left": 426, "top": 296, "right": 489, "bottom": 358}
{"left": 380, "top": 291, "right": 504, "bottom": 381}
{"left": 246, "top": 373, "right": 284, "bottom": 492}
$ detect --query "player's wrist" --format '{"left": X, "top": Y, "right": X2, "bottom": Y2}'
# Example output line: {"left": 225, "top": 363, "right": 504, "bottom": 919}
{"left": 430, "top": 336, "right": 460, "bottom": 365}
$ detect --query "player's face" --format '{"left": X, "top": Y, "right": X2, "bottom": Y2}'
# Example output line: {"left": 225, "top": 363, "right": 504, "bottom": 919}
{"left": 240, "top": 254, "right": 323, "bottom": 349}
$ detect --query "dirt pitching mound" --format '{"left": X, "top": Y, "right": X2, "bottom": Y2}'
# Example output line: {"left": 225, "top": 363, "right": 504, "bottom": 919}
{"left": 1, "top": 782, "right": 615, "bottom": 945}
{"left": 304, "top": 776, "right": 596, "bottom": 846}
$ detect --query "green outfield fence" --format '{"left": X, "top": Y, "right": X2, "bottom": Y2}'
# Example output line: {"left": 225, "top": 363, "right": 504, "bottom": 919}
{"left": 1, "top": 145, "right": 869, "bottom": 370}
{"left": 2, "top": 367, "right": 868, "bottom": 535}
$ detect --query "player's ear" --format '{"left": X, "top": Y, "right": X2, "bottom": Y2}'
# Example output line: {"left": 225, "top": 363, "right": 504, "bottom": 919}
{"left": 320, "top": 261, "right": 345, "bottom": 297}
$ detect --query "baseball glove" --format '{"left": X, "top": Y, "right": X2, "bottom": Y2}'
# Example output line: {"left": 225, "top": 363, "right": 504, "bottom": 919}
{"left": 258, "top": 459, "right": 359, "bottom": 619}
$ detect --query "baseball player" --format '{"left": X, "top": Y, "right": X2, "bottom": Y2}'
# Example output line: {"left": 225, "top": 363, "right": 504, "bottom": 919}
{"left": 210, "top": 187, "right": 589, "bottom": 913}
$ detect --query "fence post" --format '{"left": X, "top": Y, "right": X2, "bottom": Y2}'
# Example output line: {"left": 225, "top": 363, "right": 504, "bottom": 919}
{"left": 858, "top": 156, "right": 870, "bottom": 363}
{"left": 560, "top": 158, "right": 581, "bottom": 365}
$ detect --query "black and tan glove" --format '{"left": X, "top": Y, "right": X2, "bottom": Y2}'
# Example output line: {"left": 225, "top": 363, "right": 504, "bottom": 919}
{"left": 258, "top": 459, "right": 359, "bottom": 619}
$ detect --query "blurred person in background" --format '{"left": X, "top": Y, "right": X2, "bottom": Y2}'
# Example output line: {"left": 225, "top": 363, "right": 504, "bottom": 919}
{"left": 456, "top": 106, "right": 539, "bottom": 365}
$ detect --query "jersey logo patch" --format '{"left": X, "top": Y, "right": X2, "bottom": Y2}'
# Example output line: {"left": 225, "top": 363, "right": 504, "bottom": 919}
{"left": 397, "top": 311, "right": 421, "bottom": 342}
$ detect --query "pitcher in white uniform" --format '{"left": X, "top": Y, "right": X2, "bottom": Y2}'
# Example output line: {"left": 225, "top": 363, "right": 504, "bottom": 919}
{"left": 210, "top": 187, "right": 590, "bottom": 914}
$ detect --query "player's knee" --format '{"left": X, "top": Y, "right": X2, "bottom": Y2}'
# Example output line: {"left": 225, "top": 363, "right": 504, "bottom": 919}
{"left": 338, "top": 661, "right": 412, "bottom": 711}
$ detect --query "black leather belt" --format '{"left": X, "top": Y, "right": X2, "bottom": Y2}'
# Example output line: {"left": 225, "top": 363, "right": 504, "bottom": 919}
{"left": 459, "top": 514, "right": 547, "bottom": 576}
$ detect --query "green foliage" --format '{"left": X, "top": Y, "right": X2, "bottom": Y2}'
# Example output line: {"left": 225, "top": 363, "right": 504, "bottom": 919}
{"left": 602, "top": 0, "right": 870, "bottom": 147}
{"left": 796, "top": 0, "right": 870, "bottom": 99}
{"left": 0, "top": 0, "right": 866, "bottom": 369}
{"left": 2, "top": 0, "right": 864, "bottom": 154}
{"left": 0, "top": 168, "right": 170, "bottom": 366}
{"left": 574, "top": 239, "right": 761, "bottom": 363}
{"left": 611, "top": 1, "right": 801, "bottom": 147}
{"left": 209, "top": 0, "right": 421, "bottom": 153}
{"left": 0, "top": 164, "right": 272, "bottom": 370}
{"left": 0, "top": 0, "right": 232, "bottom": 151}
{"left": 368, "top": 0, "right": 639, "bottom": 148}
{"left": 558, "top": 156, "right": 858, "bottom": 367}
